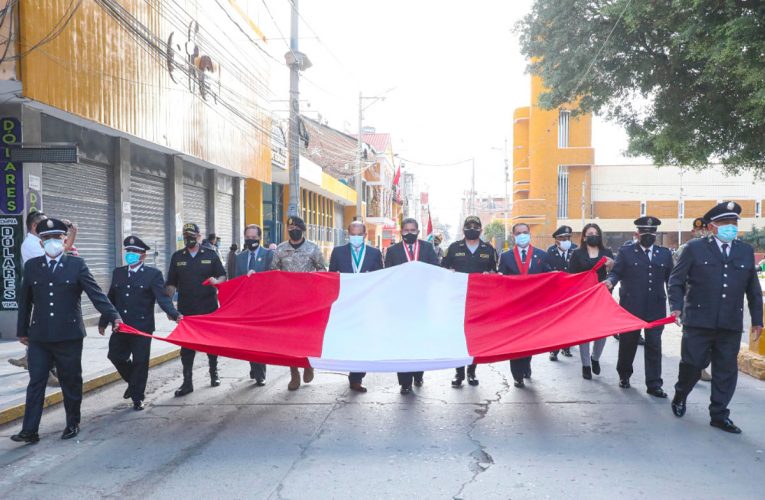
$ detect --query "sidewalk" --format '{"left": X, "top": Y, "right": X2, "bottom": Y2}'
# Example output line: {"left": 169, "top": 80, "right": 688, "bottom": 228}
{"left": 0, "top": 315, "right": 179, "bottom": 425}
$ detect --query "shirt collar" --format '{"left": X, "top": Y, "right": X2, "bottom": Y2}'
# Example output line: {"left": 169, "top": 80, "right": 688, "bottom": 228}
{"left": 128, "top": 263, "right": 144, "bottom": 273}
{"left": 640, "top": 245, "right": 654, "bottom": 253}
{"left": 713, "top": 236, "right": 729, "bottom": 251}
{"left": 45, "top": 254, "right": 61, "bottom": 265}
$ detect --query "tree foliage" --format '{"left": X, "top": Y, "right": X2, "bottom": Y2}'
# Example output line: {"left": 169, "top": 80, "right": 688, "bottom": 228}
{"left": 482, "top": 221, "right": 506, "bottom": 243}
{"left": 518, "top": 0, "right": 765, "bottom": 174}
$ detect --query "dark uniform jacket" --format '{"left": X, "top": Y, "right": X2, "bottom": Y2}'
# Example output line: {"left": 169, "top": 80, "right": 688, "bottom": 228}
{"left": 569, "top": 247, "right": 614, "bottom": 282}
{"left": 607, "top": 243, "right": 673, "bottom": 322}
{"left": 384, "top": 240, "right": 439, "bottom": 267}
{"left": 17, "top": 255, "right": 119, "bottom": 342}
{"left": 546, "top": 243, "right": 578, "bottom": 272}
{"left": 329, "top": 244, "right": 384, "bottom": 273}
{"left": 668, "top": 236, "right": 763, "bottom": 332}
{"left": 234, "top": 247, "right": 274, "bottom": 277}
{"left": 441, "top": 239, "right": 497, "bottom": 273}
{"left": 166, "top": 247, "right": 227, "bottom": 315}
{"left": 98, "top": 265, "right": 180, "bottom": 333}
{"left": 498, "top": 246, "right": 551, "bottom": 275}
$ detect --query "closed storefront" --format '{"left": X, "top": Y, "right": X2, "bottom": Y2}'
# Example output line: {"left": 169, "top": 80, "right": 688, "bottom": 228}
{"left": 215, "top": 174, "right": 234, "bottom": 264}
{"left": 130, "top": 146, "right": 170, "bottom": 274}
{"left": 182, "top": 164, "right": 208, "bottom": 237}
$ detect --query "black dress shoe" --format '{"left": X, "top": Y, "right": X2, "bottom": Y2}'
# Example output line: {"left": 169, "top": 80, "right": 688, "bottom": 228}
{"left": 210, "top": 373, "right": 221, "bottom": 387}
{"left": 123, "top": 387, "right": 131, "bottom": 400}
{"left": 349, "top": 382, "right": 368, "bottom": 393}
{"left": 451, "top": 377, "right": 463, "bottom": 388}
{"left": 549, "top": 352, "right": 558, "bottom": 361}
{"left": 513, "top": 379, "right": 525, "bottom": 388}
{"left": 619, "top": 379, "right": 631, "bottom": 389}
{"left": 710, "top": 418, "right": 742, "bottom": 434}
{"left": 582, "top": 366, "right": 592, "bottom": 380}
{"left": 255, "top": 378, "right": 266, "bottom": 387}
{"left": 400, "top": 386, "right": 412, "bottom": 395}
{"left": 591, "top": 357, "right": 601, "bottom": 375}
{"left": 133, "top": 400, "right": 145, "bottom": 411}
{"left": 10, "top": 431, "right": 39, "bottom": 444}
{"left": 647, "top": 387, "right": 668, "bottom": 398}
{"left": 562, "top": 348, "right": 573, "bottom": 357}
{"left": 467, "top": 374, "right": 479, "bottom": 386}
{"left": 174, "top": 383, "right": 193, "bottom": 397}
{"left": 413, "top": 377, "right": 423, "bottom": 387}
{"left": 671, "top": 395, "right": 686, "bottom": 417}
{"left": 61, "top": 425, "right": 79, "bottom": 440}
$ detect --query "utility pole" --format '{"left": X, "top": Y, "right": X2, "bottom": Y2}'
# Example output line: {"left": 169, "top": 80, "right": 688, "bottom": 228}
{"left": 285, "top": 0, "right": 311, "bottom": 217}
{"left": 470, "top": 157, "right": 476, "bottom": 214}
{"left": 503, "top": 138, "right": 509, "bottom": 248}
{"left": 355, "top": 92, "right": 363, "bottom": 218}
{"left": 581, "top": 179, "right": 586, "bottom": 229}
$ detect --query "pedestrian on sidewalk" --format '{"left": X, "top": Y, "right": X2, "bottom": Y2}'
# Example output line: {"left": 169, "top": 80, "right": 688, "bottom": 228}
{"left": 669, "top": 201, "right": 763, "bottom": 434}
{"left": 11, "top": 218, "right": 122, "bottom": 444}
{"left": 569, "top": 223, "right": 614, "bottom": 381}
{"left": 547, "top": 225, "right": 577, "bottom": 361}
{"left": 167, "top": 223, "right": 226, "bottom": 397}
{"left": 328, "top": 220, "right": 384, "bottom": 393}
{"left": 234, "top": 224, "right": 274, "bottom": 386}
{"left": 271, "top": 216, "right": 326, "bottom": 391}
{"left": 100, "top": 236, "right": 182, "bottom": 411}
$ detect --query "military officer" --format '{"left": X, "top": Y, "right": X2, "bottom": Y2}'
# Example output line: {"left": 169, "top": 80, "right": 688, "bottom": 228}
{"left": 166, "top": 223, "right": 227, "bottom": 397}
{"left": 606, "top": 217, "right": 673, "bottom": 396}
{"left": 328, "top": 220, "right": 384, "bottom": 393}
{"left": 99, "top": 236, "right": 182, "bottom": 410}
{"left": 233, "top": 224, "right": 274, "bottom": 386}
{"left": 11, "top": 218, "right": 121, "bottom": 444}
{"left": 385, "top": 217, "right": 440, "bottom": 394}
{"left": 441, "top": 216, "right": 497, "bottom": 388}
{"left": 547, "top": 225, "right": 578, "bottom": 360}
{"left": 669, "top": 201, "right": 763, "bottom": 434}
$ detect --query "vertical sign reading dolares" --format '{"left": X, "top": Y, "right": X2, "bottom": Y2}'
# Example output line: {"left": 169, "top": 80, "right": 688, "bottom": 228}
{"left": 0, "top": 118, "right": 23, "bottom": 311}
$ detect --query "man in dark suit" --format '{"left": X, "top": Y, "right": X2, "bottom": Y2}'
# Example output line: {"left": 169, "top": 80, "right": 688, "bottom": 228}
{"left": 233, "top": 224, "right": 274, "bottom": 386}
{"left": 498, "top": 222, "right": 552, "bottom": 387}
{"left": 384, "top": 217, "right": 439, "bottom": 394}
{"left": 547, "top": 225, "right": 578, "bottom": 360}
{"left": 99, "top": 236, "right": 182, "bottom": 411}
{"left": 329, "top": 220, "right": 384, "bottom": 393}
{"left": 669, "top": 201, "right": 763, "bottom": 434}
{"left": 11, "top": 218, "right": 122, "bottom": 444}
{"left": 606, "top": 217, "right": 673, "bottom": 396}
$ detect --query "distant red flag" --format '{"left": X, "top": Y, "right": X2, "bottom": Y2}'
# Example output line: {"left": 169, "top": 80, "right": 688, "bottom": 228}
{"left": 426, "top": 208, "right": 433, "bottom": 241}
{"left": 392, "top": 165, "right": 402, "bottom": 204}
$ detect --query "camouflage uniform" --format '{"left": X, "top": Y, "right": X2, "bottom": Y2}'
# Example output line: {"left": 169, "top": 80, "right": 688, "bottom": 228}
{"left": 271, "top": 239, "right": 326, "bottom": 272}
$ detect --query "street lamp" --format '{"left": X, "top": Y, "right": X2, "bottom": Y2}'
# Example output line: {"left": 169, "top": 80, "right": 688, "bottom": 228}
{"left": 491, "top": 140, "right": 510, "bottom": 248}
{"left": 356, "top": 88, "right": 396, "bottom": 218}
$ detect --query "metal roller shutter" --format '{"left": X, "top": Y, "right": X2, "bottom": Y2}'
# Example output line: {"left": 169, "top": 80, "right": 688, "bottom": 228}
{"left": 215, "top": 191, "right": 233, "bottom": 265}
{"left": 42, "top": 161, "right": 116, "bottom": 316}
{"left": 131, "top": 170, "right": 169, "bottom": 273}
{"left": 183, "top": 184, "right": 208, "bottom": 237}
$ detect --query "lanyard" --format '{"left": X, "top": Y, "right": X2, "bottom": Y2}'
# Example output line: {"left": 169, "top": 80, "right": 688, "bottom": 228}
{"left": 403, "top": 240, "right": 420, "bottom": 262}
{"left": 513, "top": 245, "right": 533, "bottom": 275}
{"left": 351, "top": 244, "right": 366, "bottom": 273}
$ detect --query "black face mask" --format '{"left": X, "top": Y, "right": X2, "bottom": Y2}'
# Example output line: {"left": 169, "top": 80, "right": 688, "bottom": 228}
{"left": 288, "top": 229, "right": 303, "bottom": 241}
{"left": 184, "top": 237, "right": 197, "bottom": 249}
{"left": 464, "top": 229, "right": 481, "bottom": 240}
{"left": 244, "top": 239, "right": 260, "bottom": 250}
{"left": 639, "top": 233, "right": 656, "bottom": 247}
{"left": 402, "top": 233, "right": 418, "bottom": 244}
{"left": 585, "top": 235, "right": 601, "bottom": 247}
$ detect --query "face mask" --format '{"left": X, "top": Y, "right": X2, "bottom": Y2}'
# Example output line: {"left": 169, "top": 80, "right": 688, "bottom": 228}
{"left": 244, "top": 239, "right": 260, "bottom": 250}
{"left": 402, "top": 233, "right": 418, "bottom": 244}
{"left": 639, "top": 233, "right": 656, "bottom": 247}
{"left": 514, "top": 233, "right": 530, "bottom": 247}
{"left": 715, "top": 224, "right": 738, "bottom": 243}
{"left": 349, "top": 235, "right": 364, "bottom": 247}
{"left": 125, "top": 252, "right": 141, "bottom": 266}
{"left": 288, "top": 229, "right": 303, "bottom": 241}
{"left": 43, "top": 239, "right": 64, "bottom": 258}
{"left": 585, "top": 235, "right": 601, "bottom": 247}
{"left": 558, "top": 240, "right": 572, "bottom": 251}
{"left": 184, "top": 237, "right": 197, "bottom": 248}
{"left": 464, "top": 229, "right": 481, "bottom": 240}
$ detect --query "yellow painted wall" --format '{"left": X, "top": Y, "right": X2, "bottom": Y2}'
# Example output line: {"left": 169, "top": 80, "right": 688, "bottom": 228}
{"left": 244, "top": 179, "right": 263, "bottom": 226}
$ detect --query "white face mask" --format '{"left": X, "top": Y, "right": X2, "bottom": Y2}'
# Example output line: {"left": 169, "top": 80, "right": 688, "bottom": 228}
{"left": 558, "top": 240, "right": 572, "bottom": 251}
{"left": 43, "top": 239, "right": 65, "bottom": 258}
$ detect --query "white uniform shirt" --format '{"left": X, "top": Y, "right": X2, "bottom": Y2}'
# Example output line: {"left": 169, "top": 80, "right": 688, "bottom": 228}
{"left": 21, "top": 233, "right": 45, "bottom": 264}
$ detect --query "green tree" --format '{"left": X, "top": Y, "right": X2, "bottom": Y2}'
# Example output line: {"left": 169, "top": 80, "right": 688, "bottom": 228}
{"left": 741, "top": 225, "right": 765, "bottom": 251}
{"left": 482, "top": 221, "right": 506, "bottom": 245}
{"left": 518, "top": 0, "right": 765, "bottom": 174}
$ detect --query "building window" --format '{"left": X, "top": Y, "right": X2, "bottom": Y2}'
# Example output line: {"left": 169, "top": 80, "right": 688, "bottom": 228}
{"left": 678, "top": 200, "right": 685, "bottom": 218}
{"left": 756, "top": 200, "right": 761, "bottom": 218}
{"left": 558, "top": 110, "right": 570, "bottom": 148}
{"left": 557, "top": 165, "right": 569, "bottom": 218}
{"left": 640, "top": 201, "right": 647, "bottom": 217}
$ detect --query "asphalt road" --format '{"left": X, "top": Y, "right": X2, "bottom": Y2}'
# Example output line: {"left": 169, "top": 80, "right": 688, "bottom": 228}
{"left": 1, "top": 329, "right": 764, "bottom": 500}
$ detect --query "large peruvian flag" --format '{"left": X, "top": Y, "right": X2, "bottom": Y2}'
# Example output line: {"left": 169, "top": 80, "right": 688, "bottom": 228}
{"left": 122, "top": 261, "right": 673, "bottom": 371}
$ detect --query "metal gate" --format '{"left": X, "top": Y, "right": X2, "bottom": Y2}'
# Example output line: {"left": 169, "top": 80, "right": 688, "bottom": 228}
{"left": 182, "top": 184, "right": 208, "bottom": 237}
{"left": 42, "top": 160, "right": 116, "bottom": 316}
{"left": 130, "top": 168, "right": 169, "bottom": 274}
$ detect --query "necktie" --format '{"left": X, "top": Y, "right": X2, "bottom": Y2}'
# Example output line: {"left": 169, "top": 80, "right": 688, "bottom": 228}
{"left": 48, "top": 259, "right": 57, "bottom": 272}
{"left": 722, "top": 243, "right": 729, "bottom": 259}
{"left": 645, "top": 248, "right": 651, "bottom": 261}
{"left": 408, "top": 244, "right": 413, "bottom": 255}
{"left": 521, "top": 249, "right": 527, "bottom": 263}
{"left": 248, "top": 250, "right": 258, "bottom": 271}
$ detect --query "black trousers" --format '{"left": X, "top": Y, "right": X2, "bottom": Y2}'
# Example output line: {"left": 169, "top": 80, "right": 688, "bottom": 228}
{"left": 23, "top": 339, "right": 83, "bottom": 433}
{"left": 180, "top": 347, "right": 218, "bottom": 373}
{"left": 454, "top": 364, "right": 477, "bottom": 379}
{"left": 510, "top": 357, "right": 532, "bottom": 381}
{"left": 397, "top": 371, "right": 424, "bottom": 387}
{"left": 616, "top": 325, "right": 664, "bottom": 389}
{"left": 108, "top": 332, "right": 151, "bottom": 402}
{"left": 249, "top": 362, "right": 267, "bottom": 380}
{"left": 348, "top": 372, "right": 365, "bottom": 384}
{"left": 674, "top": 326, "right": 741, "bottom": 421}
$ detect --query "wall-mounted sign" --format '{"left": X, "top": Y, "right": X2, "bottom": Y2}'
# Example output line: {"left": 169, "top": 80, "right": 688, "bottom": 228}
{"left": 0, "top": 215, "right": 23, "bottom": 310}
{"left": 0, "top": 118, "right": 23, "bottom": 215}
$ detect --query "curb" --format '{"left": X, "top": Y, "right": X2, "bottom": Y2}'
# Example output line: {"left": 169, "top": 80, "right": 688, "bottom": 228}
{"left": 0, "top": 348, "right": 180, "bottom": 426}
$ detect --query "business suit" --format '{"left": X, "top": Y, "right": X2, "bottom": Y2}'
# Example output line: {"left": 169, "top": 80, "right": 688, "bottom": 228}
{"left": 99, "top": 264, "right": 180, "bottom": 403}
{"left": 233, "top": 246, "right": 274, "bottom": 382}
{"left": 498, "top": 246, "right": 552, "bottom": 383}
{"left": 669, "top": 236, "right": 763, "bottom": 421}
{"left": 17, "top": 255, "right": 120, "bottom": 434}
{"left": 384, "top": 240, "right": 439, "bottom": 388}
{"left": 329, "top": 243, "right": 384, "bottom": 386}
{"left": 608, "top": 243, "right": 673, "bottom": 390}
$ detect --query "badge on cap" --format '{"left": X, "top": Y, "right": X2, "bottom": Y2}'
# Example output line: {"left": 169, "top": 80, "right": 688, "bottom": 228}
{"left": 47, "top": 220, "right": 53, "bottom": 228}
{"left": 647, "top": 217, "right": 654, "bottom": 225}
{"left": 129, "top": 237, "right": 135, "bottom": 245}
{"left": 727, "top": 202, "right": 735, "bottom": 210}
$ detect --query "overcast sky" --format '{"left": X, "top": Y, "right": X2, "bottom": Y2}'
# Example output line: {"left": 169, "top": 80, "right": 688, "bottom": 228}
{"left": 256, "top": 0, "right": 642, "bottom": 229}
